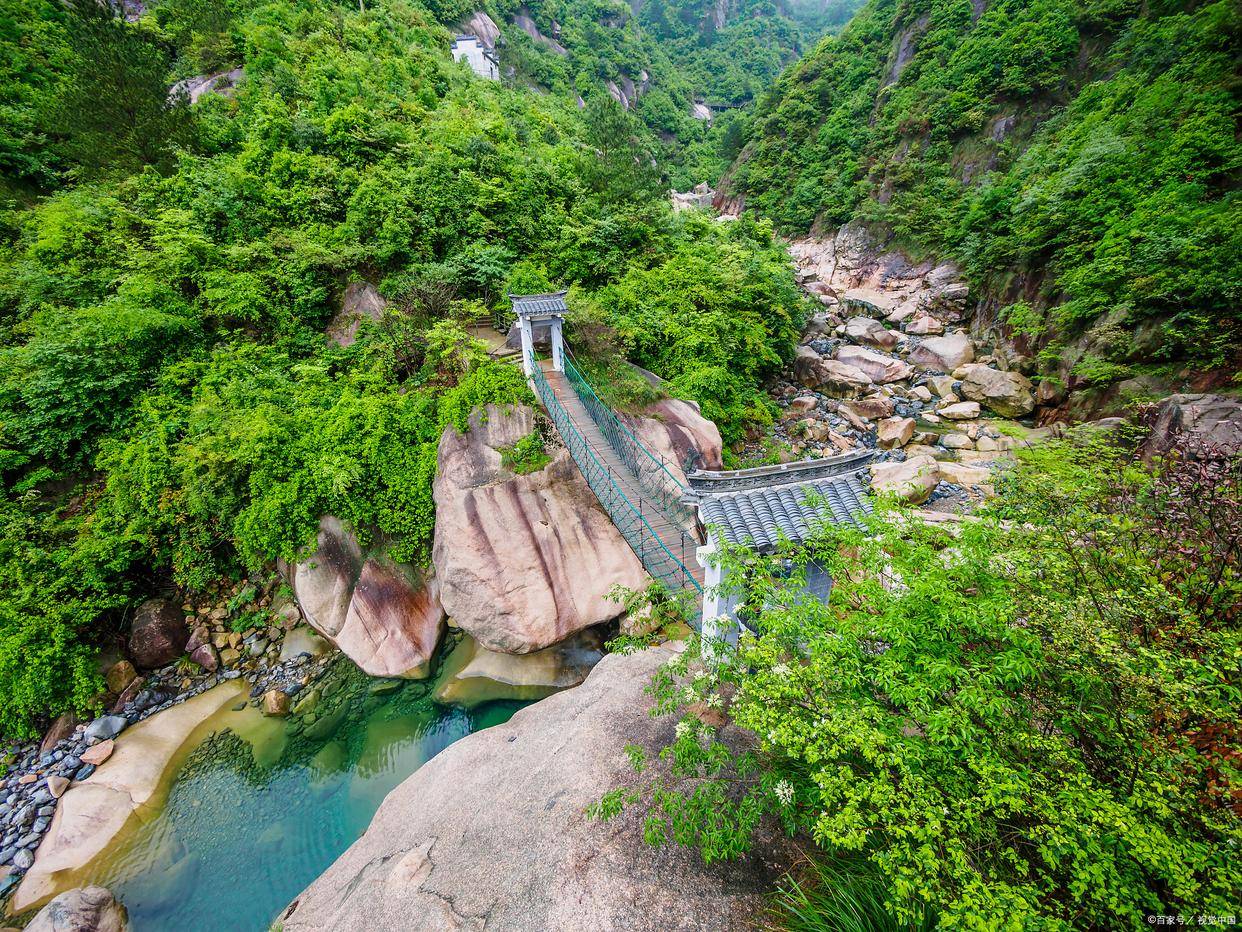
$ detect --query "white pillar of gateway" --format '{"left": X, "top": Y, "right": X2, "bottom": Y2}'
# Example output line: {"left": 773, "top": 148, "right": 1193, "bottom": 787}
{"left": 519, "top": 315, "right": 535, "bottom": 378}
{"left": 550, "top": 315, "right": 565, "bottom": 372}
{"left": 697, "top": 541, "right": 741, "bottom": 663}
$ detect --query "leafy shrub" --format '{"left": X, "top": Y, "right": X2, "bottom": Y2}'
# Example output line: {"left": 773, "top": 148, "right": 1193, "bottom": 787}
{"left": 598, "top": 430, "right": 1241, "bottom": 927}
{"left": 500, "top": 431, "right": 552, "bottom": 475}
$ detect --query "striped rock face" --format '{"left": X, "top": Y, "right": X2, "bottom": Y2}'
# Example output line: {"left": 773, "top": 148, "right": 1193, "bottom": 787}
{"left": 432, "top": 404, "right": 648, "bottom": 655}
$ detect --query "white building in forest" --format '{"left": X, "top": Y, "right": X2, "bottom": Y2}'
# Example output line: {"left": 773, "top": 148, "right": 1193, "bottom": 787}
{"left": 451, "top": 35, "right": 499, "bottom": 81}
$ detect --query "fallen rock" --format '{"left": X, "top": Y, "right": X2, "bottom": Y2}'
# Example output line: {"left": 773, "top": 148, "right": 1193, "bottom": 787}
{"left": 836, "top": 345, "right": 912, "bottom": 384}
{"left": 262, "top": 690, "right": 290, "bottom": 717}
{"left": 840, "top": 287, "right": 899, "bottom": 317}
{"left": 79, "top": 741, "right": 114, "bottom": 767}
{"left": 843, "top": 396, "right": 895, "bottom": 422}
{"left": 941, "top": 432, "right": 974, "bottom": 450}
{"left": 954, "top": 364, "right": 1035, "bottom": 418}
{"left": 433, "top": 405, "right": 648, "bottom": 654}
{"left": 433, "top": 630, "right": 604, "bottom": 708}
{"left": 938, "top": 401, "right": 981, "bottom": 420}
{"left": 843, "top": 316, "right": 898, "bottom": 350}
{"left": 290, "top": 517, "right": 445, "bottom": 679}
{"left": 939, "top": 462, "right": 994, "bottom": 488}
{"left": 280, "top": 647, "right": 796, "bottom": 932}
{"left": 39, "top": 714, "right": 78, "bottom": 758}
{"left": 870, "top": 455, "right": 940, "bottom": 504}
{"left": 909, "top": 332, "right": 975, "bottom": 372}
{"left": 325, "top": 281, "right": 386, "bottom": 348}
{"left": 103, "top": 662, "right": 137, "bottom": 697}
{"left": 188, "top": 644, "right": 218, "bottom": 673}
{"left": 876, "top": 417, "right": 916, "bottom": 449}
{"left": 128, "top": 600, "right": 189, "bottom": 671}
{"left": 793, "top": 348, "right": 873, "bottom": 396}
{"left": 25, "top": 885, "right": 127, "bottom": 932}
{"left": 905, "top": 315, "right": 943, "bottom": 336}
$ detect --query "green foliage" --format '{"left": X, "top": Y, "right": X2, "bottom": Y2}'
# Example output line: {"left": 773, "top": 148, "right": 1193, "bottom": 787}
{"left": 499, "top": 430, "right": 552, "bottom": 474}
{"left": 735, "top": 0, "right": 1241, "bottom": 373}
{"left": 595, "top": 214, "right": 806, "bottom": 444}
{"left": 601, "top": 433, "right": 1241, "bottom": 927}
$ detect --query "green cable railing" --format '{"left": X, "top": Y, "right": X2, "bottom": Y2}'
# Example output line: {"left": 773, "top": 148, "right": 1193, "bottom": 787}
{"left": 528, "top": 350, "right": 703, "bottom": 595}
{"left": 561, "top": 352, "right": 697, "bottom": 534}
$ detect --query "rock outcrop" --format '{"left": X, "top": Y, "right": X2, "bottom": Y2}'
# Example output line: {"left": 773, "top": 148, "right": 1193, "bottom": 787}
{"left": 433, "top": 404, "right": 648, "bottom": 654}
{"left": 1141, "top": 393, "right": 1242, "bottom": 456}
{"left": 289, "top": 517, "right": 444, "bottom": 679}
{"left": 280, "top": 646, "right": 797, "bottom": 932}
{"left": 621, "top": 397, "right": 723, "bottom": 477}
{"left": 127, "top": 600, "right": 189, "bottom": 671}
{"left": 169, "top": 68, "right": 243, "bottom": 105}
{"left": 432, "top": 630, "right": 604, "bottom": 708}
{"left": 325, "top": 282, "right": 386, "bottom": 348}
{"left": 25, "top": 885, "right": 127, "bottom": 932}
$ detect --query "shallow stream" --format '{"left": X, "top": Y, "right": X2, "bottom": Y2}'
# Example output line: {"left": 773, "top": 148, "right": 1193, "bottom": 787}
{"left": 70, "top": 660, "right": 524, "bottom": 931}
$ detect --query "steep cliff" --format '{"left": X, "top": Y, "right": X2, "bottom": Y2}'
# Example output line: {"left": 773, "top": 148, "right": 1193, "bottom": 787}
{"left": 722, "top": 0, "right": 1240, "bottom": 412}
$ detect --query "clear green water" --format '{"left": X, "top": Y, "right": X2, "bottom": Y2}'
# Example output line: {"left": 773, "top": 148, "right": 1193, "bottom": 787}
{"left": 79, "top": 662, "right": 524, "bottom": 931}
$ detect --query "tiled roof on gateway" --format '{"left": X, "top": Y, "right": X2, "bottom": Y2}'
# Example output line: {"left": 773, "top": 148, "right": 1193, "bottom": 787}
{"left": 510, "top": 291, "right": 569, "bottom": 316}
{"left": 690, "top": 452, "right": 873, "bottom": 553}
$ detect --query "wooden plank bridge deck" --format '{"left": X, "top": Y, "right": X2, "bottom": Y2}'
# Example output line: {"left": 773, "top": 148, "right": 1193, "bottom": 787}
{"left": 539, "top": 360, "right": 706, "bottom": 593}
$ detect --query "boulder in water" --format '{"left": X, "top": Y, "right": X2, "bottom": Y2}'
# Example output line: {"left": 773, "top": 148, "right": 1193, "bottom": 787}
{"left": 25, "top": 885, "right": 127, "bottom": 932}
{"left": 432, "top": 630, "right": 604, "bottom": 708}
{"left": 280, "top": 647, "right": 798, "bottom": 932}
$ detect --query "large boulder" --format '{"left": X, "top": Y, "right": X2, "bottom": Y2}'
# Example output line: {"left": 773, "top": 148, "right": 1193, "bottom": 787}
{"left": 279, "top": 646, "right": 797, "bottom": 932}
{"left": 433, "top": 405, "right": 649, "bottom": 654}
{"left": 835, "top": 345, "right": 912, "bottom": 384}
{"left": 325, "top": 282, "right": 386, "bottom": 348}
{"left": 25, "top": 885, "right": 127, "bottom": 932}
{"left": 792, "top": 347, "right": 873, "bottom": 396}
{"left": 127, "top": 600, "right": 189, "bottom": 670}
{"left": 870, "top": 455, "right": 940, "bottom": 504}
{"left": 954, "top": 364, "right": 1035, "bottom": 418}
{"left": 908, "top": 332, "right": 975, "bottom": 372}
{"left": 432, "top": 630, "right": 604, "bottom": 708}
{"left": 290, "top": 518, "right": 444, "bottom": 679}
{"left": 843, "top": 316, "right": 898, "bottom": 350}
{"left": 1141, "top": 393, "right": 1242, "bottom": 456}
{"left": 621, "top": 397, "right": 723, "bottom": 477}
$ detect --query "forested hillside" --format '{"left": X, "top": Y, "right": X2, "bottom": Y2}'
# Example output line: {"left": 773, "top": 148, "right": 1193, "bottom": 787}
{"left": 726, "top": 0, "right": 1240, "bottom": 403}
{"left": 0, "top": 0, "right": 807, "bottom": 736}
{"left": 478, "top": 0, "right": 863, "bottom": 184}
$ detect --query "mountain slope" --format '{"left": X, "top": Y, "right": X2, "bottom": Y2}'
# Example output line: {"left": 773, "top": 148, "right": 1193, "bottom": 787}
{"left": 724, "top": 0, "right": 1241, "bottom": 403}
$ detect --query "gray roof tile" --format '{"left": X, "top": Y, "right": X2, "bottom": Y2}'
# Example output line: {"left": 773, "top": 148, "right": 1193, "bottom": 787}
{"left": 699, "top": 472, "right": 871, "bottom": 553}
{"left": 510, "top": 291, "right": 569, "bottom": 316}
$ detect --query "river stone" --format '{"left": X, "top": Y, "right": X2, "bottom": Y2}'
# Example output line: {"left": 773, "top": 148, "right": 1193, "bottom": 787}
{"left": 870, "top": 455, "right": 940, "bottom": 504}
{"left": 835, "top": 345, "right": 912, "bottom": 384}
{"left": 909, "top": 332, "right": 975, "bottom": 372}
{"left": 189, "top": 644, "right": 218, "bottom": 672}
{"left": 938, "top": 401, "right": 981, "bottom": 420}
{"left": 12, "top": 683, "right": 245, "bottom": 913}
{"left": 954, "top": 364, "right": 1035, "bottom": 418}
{"left": 83, "top": 717, "right": 126, "bottom": 743}
{"left": 128, "top": 599, "right": 190, "bottom": 670}
{"left": 280, "top": 646, "right": 797, "bottom": 932}
{"left": 432, "top": 404, "right": 648, "bottom": 654}
{"left": 45, "top": 777, "right": 69, "bottom": 800}
{"left": 876, "top": 416, "right": 915, "bottom": 449}
{"left": 262, "top": 690, "right": 290, "bottom": 718}
{"left": 432, "top": 630, "right": 604, "bottom": 708}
